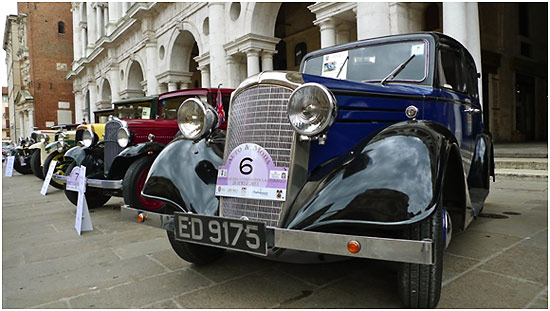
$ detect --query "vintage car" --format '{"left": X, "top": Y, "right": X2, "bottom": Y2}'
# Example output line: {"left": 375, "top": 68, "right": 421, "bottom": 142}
{"left": 29, "top": 129, "right": 59, "bottom": 179}
{"left": 44, "top": 123, "right": 105, "bottom": 189}
{"left": 121, "top": 32, "right": 494, "bottom": 308}
{"left": 7, "top": 136, "right": 36, "bottom": 174}
{"left": 59, "top": 88, "right": 232, "bottom": 210}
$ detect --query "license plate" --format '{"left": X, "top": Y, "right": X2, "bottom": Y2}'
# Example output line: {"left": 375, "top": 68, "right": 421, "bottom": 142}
{"left": 174, "top": 213, "right": 267, "bottom": 256}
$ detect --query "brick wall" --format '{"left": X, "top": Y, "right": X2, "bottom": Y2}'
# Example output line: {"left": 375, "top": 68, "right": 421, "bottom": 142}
{"left": 18, "top": 2, "right": 74, "bottom": 129}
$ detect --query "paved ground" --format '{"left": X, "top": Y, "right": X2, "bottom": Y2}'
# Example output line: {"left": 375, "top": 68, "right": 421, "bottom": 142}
{"left": 2, "top": 170, "right": 547, "bottom": 308}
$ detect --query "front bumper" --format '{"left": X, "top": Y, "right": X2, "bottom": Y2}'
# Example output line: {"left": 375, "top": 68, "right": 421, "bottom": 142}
{"left": 52, "top": 174, "right": 123, "bottom": 190}
{"left": 121, "top": 205, "right": 434, "bottom": 265}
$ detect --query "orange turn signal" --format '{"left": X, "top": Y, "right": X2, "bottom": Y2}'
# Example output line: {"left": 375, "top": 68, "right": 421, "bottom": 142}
{"left": 137, "top": 213, "right": 145, "bottom": 223}
{"left": 347, "top": 240, "right": 361, "bottom": 254}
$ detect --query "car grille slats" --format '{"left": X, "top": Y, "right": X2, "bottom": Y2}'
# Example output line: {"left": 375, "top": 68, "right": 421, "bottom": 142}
{"left": 104, "top": 120, "right": 123, "bottom": 175}
{"left": 220, "top": 85, "right": 294, "bottom": 227}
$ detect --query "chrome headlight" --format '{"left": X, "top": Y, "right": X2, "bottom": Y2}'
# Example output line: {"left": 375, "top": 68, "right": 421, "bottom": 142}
{"left": 287, "top": 83, "right": 337, "bottom": 137}
{"left": 117, "top": 127, "right": 131, "bottom": 148}
{"left": 56, "top": 138, "right": 65, "bottom": 153}
{"left": 177, "top": 98, "right": 218, "bottom": 140}
{"left": 82, "top": 129, "right": 95, "bottom": 147}
{"left": 40, "top": 134, "right": 49, "bottom": 143}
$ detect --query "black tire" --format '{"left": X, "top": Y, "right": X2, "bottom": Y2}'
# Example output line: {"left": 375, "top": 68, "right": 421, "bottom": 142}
{"left": 43, "top": 151, "right": 72, "bottom": 190}
{"left": 13, "top": 153, "right": 33, "bottom": 174}
{"left": 397, "top": 200, "right": 444, "bottom": 308}
{"left": 63, "top": 161, "right": 111, "bottom": 208}
{"left": 30, "top": 149, "right": 45, "bottom": 179}
{"left": 122, "top": 156, "right": 165, "bottom": 211}
{"left": 167, "top": 230, "right": 225, "bottom": 265}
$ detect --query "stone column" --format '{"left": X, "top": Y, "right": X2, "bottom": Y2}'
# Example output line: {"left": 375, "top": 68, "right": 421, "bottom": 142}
{"left": 336, "top": 23, "right": 351, "bottom": 45}
{"left": 168, "top": 82, "right": 178, "bottom": 92}
{"left": 28, "top": 108, "right": 34, "bottom": 134}
{"left": 246, "top": 49, "right": 261, "bottom": 77}
{"left": 226, "top": 55, "right": 239, "bottom": 88}
{"left": 72, "top": 5, "right": 82, "bottom": 60}
{"left": 466, "top": 2, "right": 483, "bottom": 110}
{"left": 122, "top": 2, "right": 130, "bottom": 15}
{"left": 208, "top": 3, "right": 227, "bottom": 87}
{"left": 19, "top": 112, "right": 25, "bottom": 138}
{"left": 356, "top": 2, "right": 391, "bottom": 40}
{"left": 88, "top": 82, "right": 98, "bottom": 121}
{"left": 317, "top": 18, "right": 336, "bottom": 48}
{"left": 145, "top": 40, "right": 159, "bottom": 95}
{"left": 80, "top": 24, "right": 88, "bottom": 56}
{"left": 389, "top": 3, "right": 409, "bottom": 35}
{"left": 74, "top": 90, "right": 84, "bottom": 123}
{"left": 107, "top": 2, "right": 120, "bottom": 34}
{"left": 109, "top": 65, "right": 120, "bottom": 102}
{"left": 261, "top": 51, "right": 274, "bottom": 71}
{"left": 86, "top": 3, "right": 96, "bottom": 48}
{"left": 96, "top": 4, "right": 104, "bottom": 39}
{"left": 199, "top": 65, "right": 211, "bottom": 88}
{"left": 159, "top": 83, "right": 168, "bottom": 94}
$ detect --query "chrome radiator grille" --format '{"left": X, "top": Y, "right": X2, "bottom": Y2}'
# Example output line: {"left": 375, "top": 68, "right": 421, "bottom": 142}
{"left": 220, "top": 85, "right": 295, "bottom": 227}
{"left": 104, "top": 119, "right": 123, "bottom": 175}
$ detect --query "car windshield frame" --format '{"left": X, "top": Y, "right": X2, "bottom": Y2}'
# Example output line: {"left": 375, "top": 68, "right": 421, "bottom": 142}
{"left": 302, "top": 38, "right": 431, "bottom": 85}
{"left": 113, "top": 101, "right": 155, "bottom": 120}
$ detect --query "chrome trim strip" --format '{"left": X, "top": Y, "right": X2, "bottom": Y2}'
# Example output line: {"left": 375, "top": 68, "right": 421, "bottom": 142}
{"left": 87, "top": 178, "right": 123, "bottom": 189}
{"left": 52, "top": 174, "right": 68, "bottom": 183}
{"left": 120, "top": 205, "right": 433, "bottom": 265}
{"left": 273, "top": 229, "right": 433, "bottom": 265}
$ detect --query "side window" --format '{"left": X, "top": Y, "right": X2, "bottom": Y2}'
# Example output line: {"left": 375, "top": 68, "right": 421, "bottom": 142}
{"left": 464, "top": 60, "right": 479, "bottom": 99}
{"left": 438, "top": 48, "right": 465, "bottom": 93}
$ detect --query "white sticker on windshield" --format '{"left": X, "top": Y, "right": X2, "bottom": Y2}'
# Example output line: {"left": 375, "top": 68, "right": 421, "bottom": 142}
{"left": 141, "top": 106, "right": 151, "bottom": 119}
{"left": 322, "top": 51, "right": 349, "bottom": 79}
{"left": 411, "top": 44, "right": 425, "bottom": 56}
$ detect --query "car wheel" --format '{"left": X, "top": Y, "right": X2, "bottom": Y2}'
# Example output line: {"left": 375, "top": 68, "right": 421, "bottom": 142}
{"left": 63, "top": 161, "right": 111, "bottom": 208}
{"left": 397, "top": 198, "right": 444, "bottom": 308}
{"left": 43, "top": 151, "right": 72, "bottom": 190}
{"left": 122, "top": 156, "right": 165, "bottom": 211}
{"left": 167, "top": 230, "right": 225, "bottom": 265}
{"left": 13, "top": 153, "right": 33, "bottom": 174}
{"left": 30, "top": 149, "right": 45, "bottom": 179}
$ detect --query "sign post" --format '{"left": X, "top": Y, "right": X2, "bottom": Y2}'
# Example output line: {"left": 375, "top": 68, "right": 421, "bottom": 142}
{"left": 74, "top": 165, "right": 93, "bottom": 235}
{"left": 40, "top": 160, "right": 57, "bottom": 195}
{"left": 5, "top": 156, "right": 15, "bottom": 177}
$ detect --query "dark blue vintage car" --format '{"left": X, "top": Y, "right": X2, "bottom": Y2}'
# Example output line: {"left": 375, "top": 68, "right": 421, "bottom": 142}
{"left": 122, "top": 32, "right": 494, "bottom": 308}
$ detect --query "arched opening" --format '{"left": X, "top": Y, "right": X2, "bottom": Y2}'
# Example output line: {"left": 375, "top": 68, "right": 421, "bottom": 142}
{"left": 423, "top": 3, "right": 442, "bottom": 31}
{"left": 168, "top": 30, "right": 200, "bottom": 89}
{"left": 58, "top": 21, "right": 65, "bottom": 34}
{"left": 273, "top": 2, "right": 318, "bottom": 71}
{"left": 127, "top": 61, "right": 145, "bottom": 98}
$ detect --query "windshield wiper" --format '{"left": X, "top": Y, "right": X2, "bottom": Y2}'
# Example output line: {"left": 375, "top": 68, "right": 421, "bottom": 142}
{"left": 380, "top": 54, "right": 415, "bottom": 85}
{"left": 336, "top": 56, "right": 349, "bottom": 79}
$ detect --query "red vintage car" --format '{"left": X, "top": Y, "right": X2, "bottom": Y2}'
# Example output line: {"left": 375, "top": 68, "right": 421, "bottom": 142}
{"left": 60, "top": 88, "right": 233, "bottom": 210}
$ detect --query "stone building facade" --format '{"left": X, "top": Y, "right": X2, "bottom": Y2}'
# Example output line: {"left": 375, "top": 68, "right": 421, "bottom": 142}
{"left": 3, "top": 2, "right": 75, "bottom": 139}
{"left": 2, "top": 87, "right": 9, "bottom": 139}
{"left": 67, "top": 2, "right": 547, "bottom": 142}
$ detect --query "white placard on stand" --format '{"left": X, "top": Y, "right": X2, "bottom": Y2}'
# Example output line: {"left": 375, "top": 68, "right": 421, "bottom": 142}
{"left": 5, "top": 156, "right": 15, "bottom": 177}
{"left": 40, "top": 160, "right": 58, "bottom": 195}
{"left": 74, "top": 165, "right": 93, "bottom": 235}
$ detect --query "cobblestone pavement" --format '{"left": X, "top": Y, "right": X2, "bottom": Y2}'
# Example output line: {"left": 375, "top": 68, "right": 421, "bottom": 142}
{"left": 2, "top": 170, "right": 547, "bottom": 308}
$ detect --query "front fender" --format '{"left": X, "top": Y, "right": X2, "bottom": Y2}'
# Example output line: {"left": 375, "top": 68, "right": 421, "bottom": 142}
{"left": 142, "top": 137, "right": 222, "bottom": 215}
{"left": 282, "top": 121, "right": 456, "bottom": 230}
{"left": 28, "top": 142, "right": 44, "bottom": 150}
{"left": 45, "top": 141, "right": 58, "bottom": 153}
{"left": 107, "top": 142, "right": 165, "bottom": 179}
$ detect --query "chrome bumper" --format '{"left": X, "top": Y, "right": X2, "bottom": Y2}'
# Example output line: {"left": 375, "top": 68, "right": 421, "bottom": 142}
{"left": 87, "top": 178, "right": 123, "bottom": 190}
{"left": 120, "top": 205, "right": 433, "bottom": 265}
{"left": 51, "top": 175, "right": 123, "bottom": 190}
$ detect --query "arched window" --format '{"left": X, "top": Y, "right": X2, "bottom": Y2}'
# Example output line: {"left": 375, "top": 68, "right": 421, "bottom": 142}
{"left": 58, "top": 21, "right": 65, "bottom": 34}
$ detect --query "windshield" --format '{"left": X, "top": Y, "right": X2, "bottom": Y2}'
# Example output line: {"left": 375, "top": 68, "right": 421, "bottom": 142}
{"left": 161, "top": 95, "right": 208, "bottom": 119}
{"left": 303, "top": 40, "right": 428, "bottom": 84}
{"left": 114, "top": 101, "right": 154, "bottom": 119}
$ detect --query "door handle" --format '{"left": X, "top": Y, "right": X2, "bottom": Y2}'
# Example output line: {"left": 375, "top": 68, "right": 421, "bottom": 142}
{"left": 464, "top": 108, "right": 481, "bottom": 114}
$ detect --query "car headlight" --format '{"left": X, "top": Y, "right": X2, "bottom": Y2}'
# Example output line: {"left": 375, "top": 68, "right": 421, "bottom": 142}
{"left": 82, "top": 129, "right": 95, "bottom": 147}
{"left": 117, "top": 127, "right": 131, "bottom": 148}
{"left": 57, "top": 138, "right": 65, "bottom": 153}
{"left": 177, "top": 98, "right": 218, "bottom": 140}
{"left": 287, "top": 83, "right": 337, "bottom": 137}
{"left": 40, "top": 134, "right": 49, "bottom": 143}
